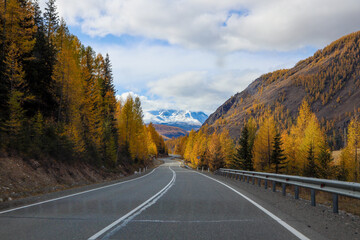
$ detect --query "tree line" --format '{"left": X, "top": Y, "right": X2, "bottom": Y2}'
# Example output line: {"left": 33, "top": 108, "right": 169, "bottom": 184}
{"left": 0, "top": 0, "right": 166, "bottom": 168}
{"left": 168, "top": 101, "right": 360, "bottom": 182}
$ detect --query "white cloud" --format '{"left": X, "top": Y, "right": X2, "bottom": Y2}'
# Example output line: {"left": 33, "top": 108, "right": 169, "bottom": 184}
{"left": 118, "top": 70, "right": 259, "bottom": 114}
{"left": 117, "top": 92, "right": 179, "bottom": 112}
{"left": 147, "top": 70, "right": 260, "bottom": 113}
{"left": 39, "top": 0, "right": 360, "bottom": 114}
{"left": 53, "top": 0, "right": 360, "bottom": 52}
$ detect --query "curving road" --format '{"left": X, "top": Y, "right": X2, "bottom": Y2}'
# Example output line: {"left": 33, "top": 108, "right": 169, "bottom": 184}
{"left": 0, "top": 158, "right": 322, "bottom": 239}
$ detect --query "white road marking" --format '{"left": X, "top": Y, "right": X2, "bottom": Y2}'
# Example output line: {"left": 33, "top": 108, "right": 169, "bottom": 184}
{"left": 0, "top": 167, "right": 159, "bottom": 215}
{"left": 88, "top": 166, "right": 176, "bottom": 240}
{"left": 132, "top": 219, "right": 256, "bottom": 223}
{"left": 195, "top": 171, "right": 310, "bottom": 240}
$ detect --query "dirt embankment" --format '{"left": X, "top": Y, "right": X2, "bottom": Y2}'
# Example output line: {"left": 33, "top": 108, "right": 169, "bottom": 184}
{"left": 0, "top": 155, "right": 142, "bottom": 202}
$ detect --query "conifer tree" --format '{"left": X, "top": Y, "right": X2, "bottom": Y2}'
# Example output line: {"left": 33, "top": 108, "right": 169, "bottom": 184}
{"left": 317, "top": 145, "right": 333, "bottom": 179}
{"left": 4, "top": 43, "right": 27, "bottom": 149}
{"left": 303, "top": 144, "right": 318, "bottom": 177}
{"left": 220, "top": 129, "right": 234, "bottom": 168}
{"left": 340, "top": 116, "right": 360, "bottom": 181}
{"left": 271, "top": 132, "right": 287, "bottom": 173}
{"left": 253, "top": 113, "right": 276, "bottom": 171}
{"left": 44, "top": 0, "right": 58, "bottom": 48}
{"left": 232, "top": 125, "right": 253, "bottom": 170}
{"left": 208, "top": 132, "right": 223, "bottom": 171}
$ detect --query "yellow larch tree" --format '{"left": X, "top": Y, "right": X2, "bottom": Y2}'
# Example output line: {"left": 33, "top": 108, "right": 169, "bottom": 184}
{"left": 253, "top": 114, "right": 276, "bottom": 171}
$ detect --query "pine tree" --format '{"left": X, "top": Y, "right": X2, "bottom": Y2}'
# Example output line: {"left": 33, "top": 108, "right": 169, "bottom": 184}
{"left": 303, "top": 144, "right": 318, "bottom": 177}
{"left": 233, "top": 125, "right": 253, "bottom": 170}
{"left": 271, "top": 132, "right": 287, "bottom": 173}
{"left": 44, "top": 0, "right": 58, "bottom": 48}
{"left": 317, "top": 145, "right": 333, "bottom": 179}
{"left": 25, "top": 0, "right": 57, "bottom": 117}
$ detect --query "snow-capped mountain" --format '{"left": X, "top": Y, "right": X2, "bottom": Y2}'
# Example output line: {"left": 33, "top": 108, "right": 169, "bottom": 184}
{"left": 144, "top": 110, "right": 208, "bottom": 131}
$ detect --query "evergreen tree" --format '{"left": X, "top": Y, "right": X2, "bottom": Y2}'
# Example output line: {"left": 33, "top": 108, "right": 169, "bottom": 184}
{"left": 233, "top": 125, "right": 253, "bottom": 170}
{"left": 303, "top": 144, "right": 318, "bottom": 177}
{"left": 271, "top": 132, "right": 287, "bottom": 173}
{"left": 44, "top": 0, "right": 58, "bottom": 48}
{"left": 317, "top": 145, "right": 333, "bottom": 179}
{"left": 25, "top": 0, "right": 57, "bottom": 117}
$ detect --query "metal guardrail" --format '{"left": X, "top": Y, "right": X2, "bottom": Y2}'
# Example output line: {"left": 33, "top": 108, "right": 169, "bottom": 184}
{"left": 215, "top": 168, "right": 360, "bottom": 213}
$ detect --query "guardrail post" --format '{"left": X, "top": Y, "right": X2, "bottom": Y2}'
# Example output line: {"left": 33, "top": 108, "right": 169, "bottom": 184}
{"left": 333, "top": 194, "right": 338, "bottom": 213}
{"left": 258, "top": 179, "right": 261, "bottom": 187}
{"left": 202, "top": 167, "right": 204, "bottom": 172}
{"left": 243, "top": 175, "right": 245, "bottom": 182}
{"left": 311, "top": 189, "right": 316, "bottom": 206}
{"left": 235, "top": 174, "right": 239, "bottom": 180}
{"left": 252, "top": 177, "right": 255, "bottom": 185}
{"left": 247, "top": 176, "right": 250, "bottom": 183}
{"left": 295, "top": 186, "right": 299, "bottom": 199}
{"left": 282, "top": 183, "right": 286, "bottom": 196}
{"left": 272, "top": 181, "right": 276, "bottom": 192}
{"left": 265, "top": 180, "right": 268, "bottom": 189}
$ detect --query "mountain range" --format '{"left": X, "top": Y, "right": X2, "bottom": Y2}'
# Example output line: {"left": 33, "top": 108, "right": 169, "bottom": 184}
{"left": 144, "top": 110, "right": 208, "bottom": 132}
{"left": 204, "top": 31, "right": 360, "bottom": 149}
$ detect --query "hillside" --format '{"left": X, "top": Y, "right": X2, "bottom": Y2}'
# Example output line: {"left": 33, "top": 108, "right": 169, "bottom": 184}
{"left": 204, "top": 31, "right": 360, "bottom": 149}
{"left": 152, "top": 124, "right": 188, "bottom": 140}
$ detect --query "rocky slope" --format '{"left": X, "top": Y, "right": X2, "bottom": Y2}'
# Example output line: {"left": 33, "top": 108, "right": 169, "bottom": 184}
{"left": 204, "top": 31, "right": 360, "bottom": 148}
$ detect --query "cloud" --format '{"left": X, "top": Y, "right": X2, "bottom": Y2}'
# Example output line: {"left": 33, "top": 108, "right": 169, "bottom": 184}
{"left": 39, "top": 0, "right": 360, "bottom": 114}
{"left": 52, "top": 0, "right": 360, "bottom": 52}
{"left": 118, "top": 70, "right": 260, "bottom": 114}
{"left": 117, "top": 91, "right": 179, "bottom": 111}
{"left": 147, "top": 70, "right": 260, "bottom": 113}
{"left": 90, "top": 42, "right": 312, "bottom": 97}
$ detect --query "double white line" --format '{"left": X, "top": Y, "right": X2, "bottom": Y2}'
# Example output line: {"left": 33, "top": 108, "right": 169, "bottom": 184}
{"left": 88, "top": 166, "right": 176, "bottom": 240}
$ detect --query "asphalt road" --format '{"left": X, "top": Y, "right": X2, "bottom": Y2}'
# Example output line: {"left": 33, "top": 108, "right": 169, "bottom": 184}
{"left": 0, "top": 158, "right": 320, "bottom": 239}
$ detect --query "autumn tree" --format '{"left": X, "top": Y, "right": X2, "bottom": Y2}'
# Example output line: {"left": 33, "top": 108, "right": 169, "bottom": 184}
{"left": 220, "top": 129, "right": 234, "bottom": 168}
{"left": 253, "top": 113, "right": 276, "bottom": 171}
{"left": 207, "top": 132, "right": 224, "bottom": 171}
{"left": 340, "top": 117, "right": 360, "bottom": 181}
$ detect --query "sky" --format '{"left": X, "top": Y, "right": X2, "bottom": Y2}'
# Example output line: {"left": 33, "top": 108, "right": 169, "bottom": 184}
{"left": 40, "top": 0, "right": 360, "bottom": 114}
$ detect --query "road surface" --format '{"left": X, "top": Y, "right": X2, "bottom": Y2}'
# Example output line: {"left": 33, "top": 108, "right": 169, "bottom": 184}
{"left": 0, "top": 158, "right": 319, "bottom": 239}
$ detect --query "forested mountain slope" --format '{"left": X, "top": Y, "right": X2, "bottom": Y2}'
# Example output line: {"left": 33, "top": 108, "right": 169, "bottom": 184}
{"left": 204, "top": 31, "right": 360, "bottom": 149}
{"left": 0, "top": 0, "right": 166, "bottom": 168}
{"left": 152, "top": 124, "right": 188, "bottom": 140}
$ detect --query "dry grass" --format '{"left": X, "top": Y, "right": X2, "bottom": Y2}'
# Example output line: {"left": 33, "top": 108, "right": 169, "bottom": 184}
{"left": 332, "top": 150, "right": 342, "bottom": 165}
